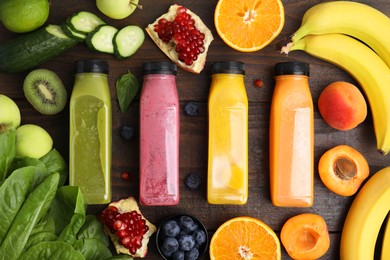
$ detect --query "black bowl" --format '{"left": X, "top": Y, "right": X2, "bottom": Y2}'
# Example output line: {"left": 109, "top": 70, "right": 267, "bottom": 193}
{"left": 156, "top": 214, "right": 209, "bottom": 260}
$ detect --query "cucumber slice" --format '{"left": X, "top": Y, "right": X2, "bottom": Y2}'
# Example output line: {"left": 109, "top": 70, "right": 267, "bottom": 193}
{"left": 61, "top": 23, "right": 86, "bottom": 42}
{"left": 66, "top": 11, "right": 106, "bottom": 34}
{"left": 113, "top": 25, "right": 145, "bottom": 59}
{"left": 86, "top": 25, "right": 118, "bottom": 54}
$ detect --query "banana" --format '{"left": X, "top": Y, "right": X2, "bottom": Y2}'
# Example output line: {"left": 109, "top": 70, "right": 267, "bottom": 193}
{"left": 281, "top": 33, "right": 390, "bottom": 154}
{"left": 382, "top": 216, "right": 390, "bottom": 260}
{"left": 340, "top": 166, "right": 390, "bottom": 260}
{"left": 290, "top": 1, "right": 390, "bottom": 68}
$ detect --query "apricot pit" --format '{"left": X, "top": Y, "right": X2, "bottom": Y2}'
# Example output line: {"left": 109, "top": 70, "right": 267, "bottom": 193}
{"left": 318, "top": 145, "right": 369, "bottom": 196}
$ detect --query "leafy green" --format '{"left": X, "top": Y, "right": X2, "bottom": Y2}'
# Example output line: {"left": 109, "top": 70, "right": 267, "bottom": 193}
{"left": 0, "top": 173, "right": 60, "bottom": 259}
{"left": 0, "top": 129, "right": 15, "bottom": 182}
{"left": 116, "top": 71, "right": 139, "bottom": 113}
{"left": 73, "top": 238, "right": 112, "bottom": 259}
{"left": 77, "top": 215, "right": 109, "bottom": 246}
{"left": 19, "top": 241, "right": 85, "bottom": 260}
{"left": 40, "top": 149, "right": 68, "bottom": 187}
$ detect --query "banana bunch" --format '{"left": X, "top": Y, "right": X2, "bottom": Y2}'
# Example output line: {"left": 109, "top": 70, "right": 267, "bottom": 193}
{"left": 281, "top": 1, "right": 390, "bottom": 155}
{"left": 340, "top": 166, "right": 390, "bottom": 260}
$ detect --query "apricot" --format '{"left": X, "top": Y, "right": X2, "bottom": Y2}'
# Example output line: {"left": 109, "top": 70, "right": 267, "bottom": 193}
{"left": 318, "top": 81, "right": 367, "bottom": 130}
{"left": 280, "top": 213, "right": 330, "bottom": 260}
{"left": 318, "top": 145, "right": 369, "bottom": 196}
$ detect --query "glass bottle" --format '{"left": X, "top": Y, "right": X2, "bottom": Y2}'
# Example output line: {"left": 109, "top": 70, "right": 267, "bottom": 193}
{"left": 69, "top": 59, "right": 112, "bottom": 205}
{"left": 270, "top": 61, "right": 314, "bottom": 207}
{"left": 207, "top": 61, "right": 248, "bottom": 205}
{"left": 139, "top": 61, "right": 180, "bottom": 206}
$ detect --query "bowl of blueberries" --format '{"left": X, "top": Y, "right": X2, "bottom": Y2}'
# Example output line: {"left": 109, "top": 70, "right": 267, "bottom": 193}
{"left": 156, "top": 214, "right": 208, "bottom": 260}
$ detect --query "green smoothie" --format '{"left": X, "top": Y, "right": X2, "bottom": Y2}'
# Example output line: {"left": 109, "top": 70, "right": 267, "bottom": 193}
{"left": 69, "top": 60, "right": 112, "bottom": 205}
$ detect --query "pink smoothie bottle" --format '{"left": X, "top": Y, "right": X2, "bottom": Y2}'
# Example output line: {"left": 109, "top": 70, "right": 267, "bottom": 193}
{"left": 139, "top": 61, "right": 180, "bottom": 206}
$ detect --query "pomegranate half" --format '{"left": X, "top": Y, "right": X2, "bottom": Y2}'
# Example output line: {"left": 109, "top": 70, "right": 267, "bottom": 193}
{"left": 146, "top": 4, "right": 213, "bottom": 74}
{"left": 98, "top": 196, "right": 156, "bottom": 258}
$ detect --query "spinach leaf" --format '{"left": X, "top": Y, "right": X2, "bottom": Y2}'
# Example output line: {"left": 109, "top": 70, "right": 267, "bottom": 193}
{"left": 116, "top": 71, "right": 139, "bottom": 113}
{"left": 0, "top": 129, "right": 16, "bottom": 182}
{"left": 49, "top": 186, "right": 86, "bottom": 244}
{"left": 40, "top": 149, "right": 68, "bottom": 187}
{"left": 73, "top": 238, "right": 112, "bottom": 259}
{"left": 0, "top": 173, "right": 60, "bottom": 259}
{"left": 19, "top": 241, "right": 84, "bottom": 260}
{"left": 77, "top": 215, "right": 109, "bottom": 246}
{"left": 24, "top": 231, "right": 57, "bottom": 251}
{"left": 0, "top": 165, "right": 50, "bottom": 244}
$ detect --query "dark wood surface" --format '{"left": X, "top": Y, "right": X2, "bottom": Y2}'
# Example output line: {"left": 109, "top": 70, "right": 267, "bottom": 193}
{"left": 2, "top": 0, "right": 390, "bottom": 259}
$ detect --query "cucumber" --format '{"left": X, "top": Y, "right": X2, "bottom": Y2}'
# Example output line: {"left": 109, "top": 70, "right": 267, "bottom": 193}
{"left": 113, "top": 25, "right": 145, "bottom": 59}
{"left": 0, "top": 24, "right": 78, "bottom": 74}
{"left": 66, "top": 11, "right": 106, "bottom": 34}
{"left": 86, "top": 24, "right": 118, "bottom": 54}
{"left": 61, "top": 23, "right": 86, "bottom": 42}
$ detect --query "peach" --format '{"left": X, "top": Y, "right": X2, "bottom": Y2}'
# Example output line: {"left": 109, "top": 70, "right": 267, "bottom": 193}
{"left": 318, "top": 81, "right": 367, "bottom": 130}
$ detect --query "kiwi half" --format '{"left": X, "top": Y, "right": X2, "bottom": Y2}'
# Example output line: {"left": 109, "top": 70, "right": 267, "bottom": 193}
{"left": 23, "top": 69, "right": 67, "bottom": 115}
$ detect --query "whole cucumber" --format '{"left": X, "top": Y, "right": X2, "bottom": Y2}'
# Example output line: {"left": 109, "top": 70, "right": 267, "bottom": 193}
{"left": 0, "top": 24, "right": 78, "bottom": 74}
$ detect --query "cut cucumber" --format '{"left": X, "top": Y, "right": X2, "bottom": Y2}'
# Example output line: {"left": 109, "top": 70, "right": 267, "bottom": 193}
{"left": 113, "top": 25, "right": 145, "bottom": 59}
{"left": 66, "top": 11, "right": 106, "bottom": 34}
{"left": 61, "top": 23, "right": 86, "bottom": 42}
{"left": 86, "top": 24, "right": 118, "bottom": 54}
{"left": 0, "top": 24, "right": 78, "bottom": 74}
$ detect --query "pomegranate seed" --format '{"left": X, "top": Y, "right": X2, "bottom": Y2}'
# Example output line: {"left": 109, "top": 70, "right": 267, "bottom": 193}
{"left": 117, "top": 229, "right": 129, "bottom": 238}
{"left": 113, "top": 220, "right": 123, "bottom": 230}
{"left": 121, "top": 172, "right": 131, "bottom": 181}
{"left": 254, "top": 79, "right": 264, "bottom": 88}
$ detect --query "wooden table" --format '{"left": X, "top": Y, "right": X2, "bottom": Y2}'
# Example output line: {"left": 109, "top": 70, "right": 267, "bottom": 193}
{"left": 2, "top": 0, "right": 390, "bottom": 259}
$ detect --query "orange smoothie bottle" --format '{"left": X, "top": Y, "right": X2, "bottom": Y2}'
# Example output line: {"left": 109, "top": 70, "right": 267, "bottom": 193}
{"left": 207, "top": 61, "right": 248, "bottom": 205}
{"left": 270, "top": 61, "right": 314, "bottom": 207}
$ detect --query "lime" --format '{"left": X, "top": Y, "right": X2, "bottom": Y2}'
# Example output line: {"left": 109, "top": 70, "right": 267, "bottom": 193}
{"left": 0, "top": 0, "right": 50, "bottom": 33}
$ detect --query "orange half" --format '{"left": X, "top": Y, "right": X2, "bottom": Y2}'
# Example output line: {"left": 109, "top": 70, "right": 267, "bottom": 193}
{"left": 210, "top": 216, "right": 281, "bottom": 260}
{"left": 214, "top": 0, "right": 285, "bottom": 52}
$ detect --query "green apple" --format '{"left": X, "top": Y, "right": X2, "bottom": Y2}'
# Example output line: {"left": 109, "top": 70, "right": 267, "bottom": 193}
{"left": 0, "top": 94, "right": 21, "bottom": 133}
{"left": 16, "top": 124, "right": 53, "bottom": 159}
{"left": 96, "top": 0, "right": 141, "bottom": 20}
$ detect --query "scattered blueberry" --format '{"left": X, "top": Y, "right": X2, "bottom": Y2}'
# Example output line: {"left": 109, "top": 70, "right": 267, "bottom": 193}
{"left": 192, "top": 229, "right": 206, "bottom": 247}
{"left": 120, "top": 125, "right": 136, "bottom": 141}
{"left": 185, "top": 248, "right": 199, "bottom": 260}
{"left": 179, "top": 216, "right": 198, "bottom": 233}
{"left": 161, "top": 237, "right": 179, "bottom": 257}
{"left": 178, "top": 234, "right": 196, "bottom": 251}
{"left": 162, "top": 220, "right": 181, "bottom": 237}
{"left": 185, "top": 173, "right": 201, "bottom": 190}
{"left": 172, "top": 250, "right": 185, "bottom": 260}
{"left": 184, "top": 102, "right": 199, "bottom": 117}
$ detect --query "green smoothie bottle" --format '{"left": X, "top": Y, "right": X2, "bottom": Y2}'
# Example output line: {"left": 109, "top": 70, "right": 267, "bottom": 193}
{"left": 69, "top": 60, "right": 112, "bottom": 204}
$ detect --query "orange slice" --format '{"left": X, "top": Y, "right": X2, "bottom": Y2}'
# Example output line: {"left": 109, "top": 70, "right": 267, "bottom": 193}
{"left": 210, "top": 216, "right": 281, "bottom": 259}
{"left": 214, "top": 0, "right": 285, "bottom": 52}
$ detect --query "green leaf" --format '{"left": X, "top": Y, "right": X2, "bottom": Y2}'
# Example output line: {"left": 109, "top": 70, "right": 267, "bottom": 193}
{"left": 0, "top": 173, "right": 60, "bottom": 259}
{"left": 0, "top": 129, "right": 16, "bottom": 182}
{"left": 40, "top": 149, "right": 69, "bottom": 187}
{"left": 77, "top": 215, "right": 109, "bottom": 246}
{"left": 73, "top": 238, "right": 112, "bottom": 260}
{"left": 19, "top": 241, "right": 84, "bottom": 260}
{"left": 116, "top": 71, "right": 139, "bottom": 113}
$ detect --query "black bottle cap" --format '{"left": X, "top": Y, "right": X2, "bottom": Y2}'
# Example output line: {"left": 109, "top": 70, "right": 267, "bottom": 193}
{"left": 274, "top": 61, "right": 310, "bottom": 76}
{"left": 211, "top": 61, "right": 245, "bottom": 75}
{"left": 74, "top": 60, "right": 109, "bottom": 74}
{"left": 143, "top": 61, "right": 177, "bottom": 75}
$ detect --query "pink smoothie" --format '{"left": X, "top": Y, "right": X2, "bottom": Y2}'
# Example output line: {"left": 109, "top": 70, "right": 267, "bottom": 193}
{"left": 139, "top": 62, "right": 179, "bottom": 206}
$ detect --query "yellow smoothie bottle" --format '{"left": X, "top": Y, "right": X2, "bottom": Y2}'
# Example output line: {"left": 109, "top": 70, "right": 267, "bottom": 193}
{"left": 207, "top": 61, "right": 248, "bottom": 205}
{"left": 69, "top": 60, "right": 112, "bottom": 205}
{"left": 270, "top": 61, "right": 314, "bottom": 207}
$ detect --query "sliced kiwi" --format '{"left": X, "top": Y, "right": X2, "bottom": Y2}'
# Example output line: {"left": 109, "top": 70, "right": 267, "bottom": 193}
{"left": 23, "top": 69, "right": 67, "bottom": 115}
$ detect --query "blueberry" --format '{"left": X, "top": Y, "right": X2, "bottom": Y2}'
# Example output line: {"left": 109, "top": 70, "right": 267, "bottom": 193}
{"left": 179, "top": 216, "right": 198, "bottom": 233}
{"left": 192, "top": 229, "right": 206, "bottom": 247}
{"left": 184, "top": 102, "right": 199, "bottom": 117}
{"left": 178, "top": 234, "right": 196, "bottom": 251}
{"left": 185, "top": 173, "right": 201, "bottom": 190}
{"left": 172, "top": 250, "right": 185, "bottom": 260}
{"left": 185, "top": 247, "right": 199, "bottom": 260}
{"left": 161, "top": 237, "right": 179, "bottom": 256}
{"left": 120, "top": 125, "right": 136, "bottom": 141}
{"left": 162, "top": 220, "right": 181, "bottom": 237}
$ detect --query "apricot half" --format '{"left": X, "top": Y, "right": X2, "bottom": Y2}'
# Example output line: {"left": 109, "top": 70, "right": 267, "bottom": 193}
{"left": 318, "top": 145, "right": 369, "bottom": 196}
{"left": 280, "top": 213, "right": 330, "bottom": 260}
{"left": 318, "top": 81, "right": 367, "bottom": 130}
